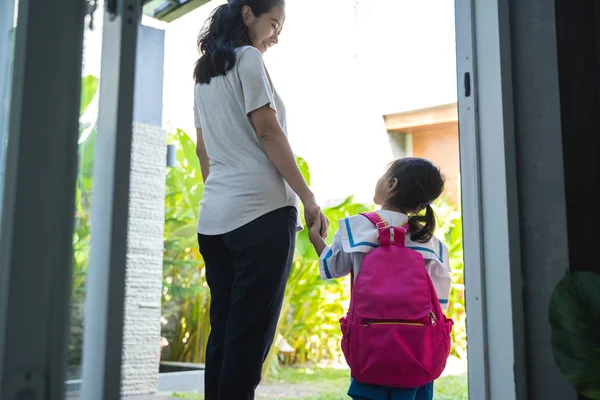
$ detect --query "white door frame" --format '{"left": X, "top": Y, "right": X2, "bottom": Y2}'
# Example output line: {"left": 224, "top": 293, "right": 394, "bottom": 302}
{"left": 456, "top": 0, "right": 528, "bottom": 399}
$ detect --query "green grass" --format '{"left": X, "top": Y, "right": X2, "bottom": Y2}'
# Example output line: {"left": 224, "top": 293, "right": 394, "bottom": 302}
{"left": 173, "top": 367, "right": 468, "bottom": 400}
{"left": 268, "top": 366, "right": 351, "bottom": 384}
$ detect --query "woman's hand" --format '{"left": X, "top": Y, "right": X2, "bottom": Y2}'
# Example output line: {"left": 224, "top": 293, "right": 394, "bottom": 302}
{"left": 304, "top": 202, "right": 329, "bottom": 239}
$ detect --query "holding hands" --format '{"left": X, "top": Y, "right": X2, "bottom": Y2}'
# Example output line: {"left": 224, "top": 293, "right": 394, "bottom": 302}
{"left": 303, "top": 200, "right": 329, "bottom": 240}
{"left": 304, "top": 200, "right": 328, "bottom": 256}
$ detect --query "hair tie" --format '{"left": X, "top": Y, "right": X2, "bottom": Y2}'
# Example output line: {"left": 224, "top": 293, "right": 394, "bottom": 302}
{"left": 425, "top": 202, "right": 431, "bottom": 207}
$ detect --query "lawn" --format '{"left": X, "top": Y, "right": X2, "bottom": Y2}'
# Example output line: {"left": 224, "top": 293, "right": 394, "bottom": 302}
{"left": 173, "top": 367, "right": 468, "bottom": 400}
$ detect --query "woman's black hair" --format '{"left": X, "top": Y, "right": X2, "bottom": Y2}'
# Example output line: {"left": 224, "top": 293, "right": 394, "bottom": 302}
{"left": 383, "top": 157, "right": 445, "bottom": 243}
{"left": 193, "top": 0, "right": 284, "bottom": 84}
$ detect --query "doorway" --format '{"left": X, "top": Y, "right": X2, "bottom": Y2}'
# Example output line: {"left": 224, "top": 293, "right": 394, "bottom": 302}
{"left": 0, "top": 0, "right": 588, "bottom": 399}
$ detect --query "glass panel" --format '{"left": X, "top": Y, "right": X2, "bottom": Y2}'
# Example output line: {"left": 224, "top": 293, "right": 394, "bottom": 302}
{"left": 0, "top": 0, "right": 18, "bottom": 220}
{"left": 66, "top": 9, "right": 102, "bottom": 388}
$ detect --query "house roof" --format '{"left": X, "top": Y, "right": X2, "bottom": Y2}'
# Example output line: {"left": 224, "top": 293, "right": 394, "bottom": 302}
{"left": 383, "top": 102, "right": 458, "bottom": 132}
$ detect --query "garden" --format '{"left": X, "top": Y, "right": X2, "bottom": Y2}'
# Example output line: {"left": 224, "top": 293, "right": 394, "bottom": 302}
{"left": 69, "top": 76, "right": 468, "bottom": 399}
{"left": 159, "top": 129, "right": 468, "bottom": 398}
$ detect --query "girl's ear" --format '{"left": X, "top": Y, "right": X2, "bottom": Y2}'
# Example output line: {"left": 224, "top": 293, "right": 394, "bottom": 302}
{"left": 387, "top": 177, "right": 399, "bottom": 192}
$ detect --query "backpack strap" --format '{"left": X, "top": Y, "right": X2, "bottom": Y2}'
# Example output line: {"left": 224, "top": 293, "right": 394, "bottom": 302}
{"left": 360, "top": 212, "right": 410, "bottom": 231}
{"left": 360, "top": 212, "right": 410, "bottom": 248}
{"left": 352, "top": 212, "right": 410, "bottom": 291}
{"left": 360, "top": 212, "right": 388, "bottom": 230}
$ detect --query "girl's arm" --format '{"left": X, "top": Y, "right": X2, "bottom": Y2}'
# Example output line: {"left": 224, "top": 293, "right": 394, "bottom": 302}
{"left": 424, "top": 259, "right": 451, "bottom": 310}
{"left": 310, "top": 227, "right": 353, "bottom": 280}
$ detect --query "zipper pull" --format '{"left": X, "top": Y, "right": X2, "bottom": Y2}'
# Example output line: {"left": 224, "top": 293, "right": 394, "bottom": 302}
{"left": 364, "top": 321, "right": 372, "bottom": 327}
{"left": 390, "top": 227, "right": 395, "bottom": 243}
{"left": 429, "top": 312, "right": 437, "bottom": 326}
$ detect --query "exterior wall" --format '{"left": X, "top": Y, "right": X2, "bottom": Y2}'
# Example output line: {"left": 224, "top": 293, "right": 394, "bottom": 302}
{"left": 384, "top": 104, "right": 460, "bottom": 205}
{"left": 81, "top": 14, "right": 168, "bottom": 394}
{"left": 121, "top": 122, "right": 166, "bottom": 395}
{"left": 120, "top": 23, "right": 167, "bottom": 396}
{"left": 411, "top": 122, "right": 460, "bottom": 204}
{"left": 387, "top": 131, "right": 413, "bottom": 159}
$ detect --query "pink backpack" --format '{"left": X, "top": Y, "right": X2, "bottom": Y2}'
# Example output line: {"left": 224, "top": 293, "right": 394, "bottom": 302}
{"left": 340, "top": 212, "right": 453, "bottom": 388}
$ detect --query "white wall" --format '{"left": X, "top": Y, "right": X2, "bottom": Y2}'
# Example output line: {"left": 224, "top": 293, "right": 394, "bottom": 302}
{"left": 162, "top": 0, "right": 457, "bottom": 204}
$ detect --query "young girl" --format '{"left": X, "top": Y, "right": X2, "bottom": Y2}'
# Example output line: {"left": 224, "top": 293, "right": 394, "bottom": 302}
{"left": 309, "top": 157, "right": 451, "bottom": 400}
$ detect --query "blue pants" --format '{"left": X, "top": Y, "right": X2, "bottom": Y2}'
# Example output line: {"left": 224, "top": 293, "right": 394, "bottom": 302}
{"left": 348, "top": 379, "right": 434, "bottom": 400}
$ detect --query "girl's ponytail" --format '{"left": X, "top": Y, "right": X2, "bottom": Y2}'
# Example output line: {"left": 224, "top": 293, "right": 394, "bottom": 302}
{"left": 408, "top": 204, "right": 436, "bottom": 243}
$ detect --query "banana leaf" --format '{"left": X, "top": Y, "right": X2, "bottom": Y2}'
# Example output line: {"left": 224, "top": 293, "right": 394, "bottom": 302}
{"left": 549, "top": 270, "right": 600, "bottom": 400}
{"left": 80, "top": 75, "right": 99, "bottom": 116}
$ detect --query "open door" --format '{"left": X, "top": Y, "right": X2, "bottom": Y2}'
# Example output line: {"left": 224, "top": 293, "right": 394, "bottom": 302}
{"left": 455, "top": 1, "right": 528, "bottom": 399}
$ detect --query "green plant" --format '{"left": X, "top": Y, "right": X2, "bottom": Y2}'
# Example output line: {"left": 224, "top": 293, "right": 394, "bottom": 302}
{"left": 550, "top": 271, "right": 600, "bottom": 400}
{"left": 162, "top": 129, "right": 467, "bottom": 374}
{"left": 433, "top": 199, "right": 466, "bottom": 359}
{"left": 162, "top": 129, "right": 209, "bottom": 363}
{"left": 71, "top": 74, "right": 99, "bottom": 300}
{"left": 261, "top": 159, "right": 372, "bottom": 377}
{"left": 68, "top": 74, "right": 99, "bottom": 369}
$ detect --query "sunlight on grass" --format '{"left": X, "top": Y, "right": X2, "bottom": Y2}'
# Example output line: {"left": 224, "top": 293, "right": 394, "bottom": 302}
{"left": 173, "top": 367, "right": 468, "bottom": 400}
{"left": 268, "top": 366, "right": 351, "bottom": 385}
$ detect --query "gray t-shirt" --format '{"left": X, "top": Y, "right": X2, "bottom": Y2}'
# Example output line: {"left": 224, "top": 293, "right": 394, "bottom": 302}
{"left": 194, "top": 46, "right": 300, "bottom": 235}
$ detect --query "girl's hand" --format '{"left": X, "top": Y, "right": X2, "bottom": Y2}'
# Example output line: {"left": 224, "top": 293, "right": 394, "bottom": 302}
{"left": 303, "top": 201, "right": 321, "bottom": 231}
{"left": 308, "top": 213, "right": 328, "bottom": 256}
{"left": 309, "top": 217, "right": 322, "bottom": 240}
{"left": 318, "top": 211, "right": 329, "bottom": 239}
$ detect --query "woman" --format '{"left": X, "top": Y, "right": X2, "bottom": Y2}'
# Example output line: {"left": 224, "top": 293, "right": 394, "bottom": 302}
{"left": 192, "top": 1, "right": 328, "bottom": 399}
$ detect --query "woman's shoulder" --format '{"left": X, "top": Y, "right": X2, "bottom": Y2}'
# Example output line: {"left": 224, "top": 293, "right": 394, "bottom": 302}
{"left": 234, "top": 46, "right": 267, "bottom": 75}
{"left": 236, "top": 46, "right": 263, "bottom": 62}
{"left": 237, "top": 45, "right": 260, "bottom": 53}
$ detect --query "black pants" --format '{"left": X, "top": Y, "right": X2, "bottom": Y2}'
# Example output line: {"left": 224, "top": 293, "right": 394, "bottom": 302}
{"left": 197, "top": 206, "right": 297, "bottom": 400}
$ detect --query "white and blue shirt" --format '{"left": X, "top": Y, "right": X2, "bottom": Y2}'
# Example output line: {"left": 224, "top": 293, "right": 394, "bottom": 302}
{"left": 318, "top": 210, "right": 452, "bottom": 309}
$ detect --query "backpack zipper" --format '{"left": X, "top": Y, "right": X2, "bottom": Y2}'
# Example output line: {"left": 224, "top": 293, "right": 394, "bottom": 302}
{"left": 365, "top": 321, "right": 424, "bottom": 327}
{"left": 429, "top": 311, "right": 437, "bottom": 326}
{"left": 364, "top": 312, "right": 437, "bottom": 327}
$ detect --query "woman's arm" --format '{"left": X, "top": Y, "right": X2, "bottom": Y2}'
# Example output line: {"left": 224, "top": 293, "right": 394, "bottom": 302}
{"left": 250, "top": 106, "right": 313, "bottom": 203}
{"left": 237, "top": 48, "right": 327, "bottom": 234}
{"left": 250, "top": 106, "right": 328, "bottom": 234}
{"left": 196, "top": 128, "right": 210, "bottom": 183}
